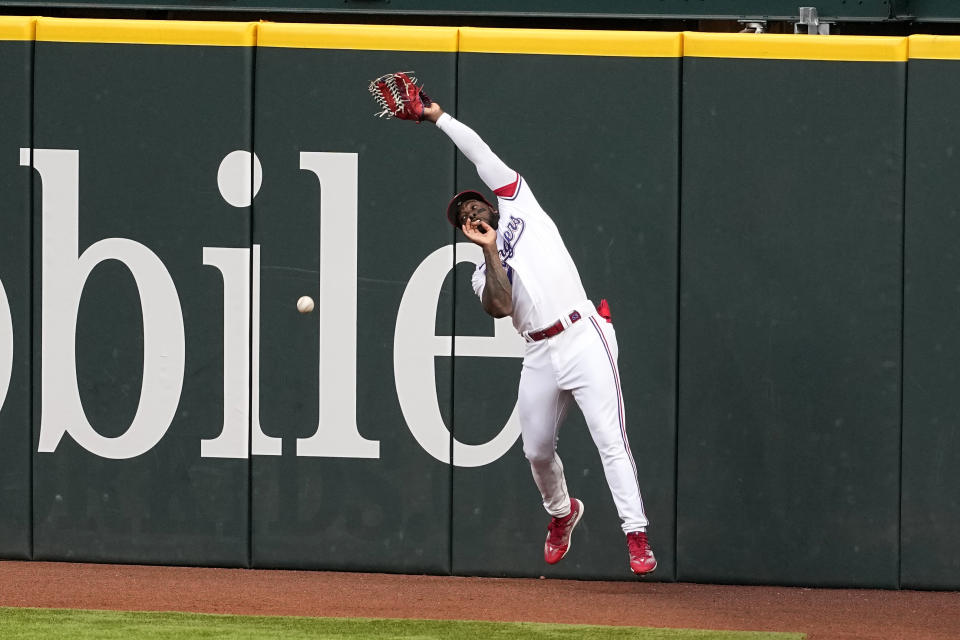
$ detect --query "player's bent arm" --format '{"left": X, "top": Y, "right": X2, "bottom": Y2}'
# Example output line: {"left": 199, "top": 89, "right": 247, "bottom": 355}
{"left": 463, "top": 219, "right": 511, "bottom": 317}
{"left": 425, "top": 103, "right": 516, "bottom": 192}
{"left": 480, "top": 245, "right": 513, "bottom": 318}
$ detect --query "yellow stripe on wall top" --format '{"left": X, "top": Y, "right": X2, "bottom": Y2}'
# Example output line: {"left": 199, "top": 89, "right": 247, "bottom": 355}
{"left": 259, "top": 23, "right": 457, "bottom": 52}
{"left": 36, "top": 17, "right": 256, "bottom": 47}
{"left": 459, "top": 27, "right": 682, "bottom": 57}
{"left": 684, "top": 32, "right": 907, "bottom": 62}
{"left": 909, "top": 35, "right": 960, "bottom": 60}
{"left": 0, "top": 16, "right": 36, "bottom": 41}
{"left": 5, "top": 16, "right": 934, "bottom": 61}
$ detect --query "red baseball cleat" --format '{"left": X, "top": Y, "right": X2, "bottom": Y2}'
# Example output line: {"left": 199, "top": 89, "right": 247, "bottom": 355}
{"left": 544, "top": 498, "right": 584, "bottom": 564}
{"left": 626, "top": 531, "right": 657, "bottom": 575}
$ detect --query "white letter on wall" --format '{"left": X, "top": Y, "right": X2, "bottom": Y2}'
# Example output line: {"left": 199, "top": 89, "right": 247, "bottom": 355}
{"left": 201, "top": 246, "right": 250, "bottom": 458}
{"left": 296, "top": 152, "right": 378, "bottom": 458}
{"left": 0, "top": 276, "right": 12, "bottom": 414}
{"left": 394, "top": 243, "right": 525, "bottom": 467}
{"left": 200, "top": 244, "right": 281, "bottom": 457}
{"left": 28, "top": 148, "right": 185, "bottom": 459}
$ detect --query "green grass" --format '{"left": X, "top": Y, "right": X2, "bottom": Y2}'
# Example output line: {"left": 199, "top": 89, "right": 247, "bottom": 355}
{"left": 0, "top": 607, "right": 803, "bottom": 639}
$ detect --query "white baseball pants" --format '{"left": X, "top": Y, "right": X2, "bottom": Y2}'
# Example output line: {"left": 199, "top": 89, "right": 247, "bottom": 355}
{"left": 517, "top": 313, "right": 649, "bottom": 533}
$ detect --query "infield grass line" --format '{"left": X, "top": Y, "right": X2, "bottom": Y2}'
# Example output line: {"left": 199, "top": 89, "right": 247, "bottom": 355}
{"left": 0, "top": 607, "right": 804, "bottom": 639}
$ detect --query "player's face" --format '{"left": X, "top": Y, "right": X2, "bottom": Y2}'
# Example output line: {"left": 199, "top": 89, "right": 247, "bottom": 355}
{"left": 457, "top": 199, "right": 499, "bottom": 230}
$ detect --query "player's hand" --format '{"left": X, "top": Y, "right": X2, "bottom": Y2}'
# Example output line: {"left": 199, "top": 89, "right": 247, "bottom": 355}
{"left": 462, "top": 219, "right": 496, "bottom": 248}
{"left": 422, "top": 102, "right": 444, "bottom": 123}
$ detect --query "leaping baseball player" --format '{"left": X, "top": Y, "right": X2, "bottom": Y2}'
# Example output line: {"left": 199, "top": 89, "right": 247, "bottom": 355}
{"left": 370, "top": 73, "right": 656, "bottom": 575}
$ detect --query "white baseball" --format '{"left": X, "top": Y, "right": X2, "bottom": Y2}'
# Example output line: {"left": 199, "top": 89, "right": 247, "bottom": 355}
{"left": 296, "top": 296, "right": 315, "bottom": 313}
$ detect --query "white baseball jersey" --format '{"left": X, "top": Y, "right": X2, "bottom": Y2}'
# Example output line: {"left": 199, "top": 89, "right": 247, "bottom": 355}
{"left": 436, "top": 114, "right": 593, "bottom": 336}
{"left": 436, "top": 113, "right": 649, "bottom": 534}
{"left": 470, "top": 177, "right": 592, "bottom": 336}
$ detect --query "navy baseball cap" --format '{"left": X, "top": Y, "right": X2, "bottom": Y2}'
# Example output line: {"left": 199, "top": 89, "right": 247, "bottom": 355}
{"left": 446, "top": 190, "right": 495, "bottom": 227}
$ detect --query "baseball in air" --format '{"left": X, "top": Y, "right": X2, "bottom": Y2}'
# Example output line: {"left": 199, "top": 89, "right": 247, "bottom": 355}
{"left": 296, "top": 296, "right": 315, "bottom": 314}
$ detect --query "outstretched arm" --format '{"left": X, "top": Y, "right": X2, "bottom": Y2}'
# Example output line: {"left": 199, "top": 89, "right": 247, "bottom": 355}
{"left": 423, "top": 103, "right": 516, "bottom": 192}
{"left": 424, "top": 104, "right": 513, "bottom": 317}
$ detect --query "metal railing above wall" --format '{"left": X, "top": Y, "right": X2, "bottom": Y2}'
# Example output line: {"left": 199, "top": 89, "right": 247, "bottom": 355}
{"left": 0, "top": 0, "right": 923, "bottom": 23}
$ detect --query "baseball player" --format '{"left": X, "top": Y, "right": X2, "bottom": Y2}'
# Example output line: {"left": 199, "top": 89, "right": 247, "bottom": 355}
{"left": 419, "top": 101, "right": 655, "bottom": 576}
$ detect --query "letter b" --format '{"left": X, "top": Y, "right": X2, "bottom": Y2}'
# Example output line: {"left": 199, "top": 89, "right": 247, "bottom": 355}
{"left": 25, "top": 149, "right": 185, "bottom": 459}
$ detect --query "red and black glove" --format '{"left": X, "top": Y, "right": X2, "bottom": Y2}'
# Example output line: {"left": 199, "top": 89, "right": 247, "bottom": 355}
{"left": 368, "top": 71, "right": 433, "bottom": 123}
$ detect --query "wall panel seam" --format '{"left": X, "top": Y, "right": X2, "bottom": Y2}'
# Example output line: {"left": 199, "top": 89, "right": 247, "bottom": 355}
{"left": 672, "top": 54, "right": 682, "bottom": 584}
{"left": 897, "top": 53, "right": 909, "bottom": 591}
{"left": 28, "top": 25, "right": 36, "bottom": 562}
{"left": 247, "top": 25, "right": 257, "bottom": 571}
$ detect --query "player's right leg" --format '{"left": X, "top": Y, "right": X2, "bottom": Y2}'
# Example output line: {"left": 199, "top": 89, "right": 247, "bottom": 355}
{"left": 518, "top": 349, "right": 572, "bottom": 516}
{"left": 517, "top": 348, "right": 582, "bottom": 564}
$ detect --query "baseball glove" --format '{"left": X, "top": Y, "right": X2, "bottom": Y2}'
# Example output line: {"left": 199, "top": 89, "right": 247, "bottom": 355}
{"left": 368, "top": 71, "right": 433, "bottom": 122}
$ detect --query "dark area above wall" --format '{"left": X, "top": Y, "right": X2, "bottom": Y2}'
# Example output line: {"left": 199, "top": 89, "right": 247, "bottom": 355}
{"left": 4, "top": 1, "right": 960, "bottom": 37}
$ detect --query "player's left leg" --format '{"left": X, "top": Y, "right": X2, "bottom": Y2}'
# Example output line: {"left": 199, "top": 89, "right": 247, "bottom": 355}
{"left": 567, "top": 318, "right": 648, "bottom": 530}
{"left": 565, "top": 316, "right": 656, "bottom": 575}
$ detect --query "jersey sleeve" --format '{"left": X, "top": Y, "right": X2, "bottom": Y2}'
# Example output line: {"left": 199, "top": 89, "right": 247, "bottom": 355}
{"left": 436, "top": 113, "right": 516, "bottom": 192}
{"left": 471, "top": 264, "right": 486, "bottom": 299}
{"left": 494, "top": 172, "right": 551, "bottom": 228}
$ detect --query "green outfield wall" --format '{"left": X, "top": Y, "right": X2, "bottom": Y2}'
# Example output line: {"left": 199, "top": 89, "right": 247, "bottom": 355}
{"left": 679, "top": 33, "right": 906, "bottom": 589}
{"left": 0, "top": 18, "right": 958, "bottom": 589}
{"left": 902, "top": 36, "right": 960, "bottom": 591}
{"left": 0, "top": 17, "right": 32, "bottom": 560}
{"left": 250, "top": 23, "right": 458, "bottom": 573}
{"left": 30, "top": 19, "right": 256, "bottom": 566}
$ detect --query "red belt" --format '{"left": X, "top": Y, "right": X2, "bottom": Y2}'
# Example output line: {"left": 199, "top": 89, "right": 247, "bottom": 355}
{"left": 526, "top": 310, "right": 583, "bottom": 342}
{"left": 525, "top": 300, "right": 612, "bottom": 343}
